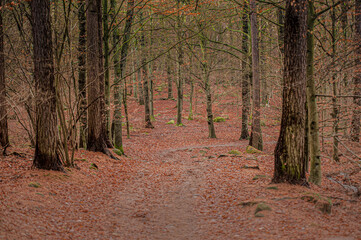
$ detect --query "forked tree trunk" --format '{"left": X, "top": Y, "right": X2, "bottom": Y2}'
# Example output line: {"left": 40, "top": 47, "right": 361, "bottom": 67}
{"left": 0, "top": 0, "right": 9, "bottom": 149}
{"left": 351, "top": 0, "right": 361, "bottom": 142}
{"left": 249, "top": 0, "right": 263, "bottom": 150}
{"left": 31, "top": 0, "right": 62, "bottom": 170}
{"left": 78, "top": 0, "right": 87, "bottom": 149}
{"left": 273, "top": 0, "right": 308, "bottom": 185}
{"left": 240, "top": 1, "right": 250, "bottom": 140}
{"left": 86, "top": 0, "right": 115, "bottom": 157}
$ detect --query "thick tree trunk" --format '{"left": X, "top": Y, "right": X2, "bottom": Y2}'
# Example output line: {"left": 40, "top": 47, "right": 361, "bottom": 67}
{"left": 273, "top": 0, "right": 308, "bottom": 185}
{"left": 351, "top": 0, "right": 361, "bottom": 142}
{"left": 240, "top": 1, "right": 250, "bottom": 140}
{"left": 307, "top": 1, "right": 321, "bottom": 185}
{"left": 31, "top": 0, "right": 62, "bottom": 170}
{"left": 86, "top": 0, "right": 114, "bottom": 156}
{"left": 0, "top": 0, "right": 9, "bottom": 149}
{"left": 78, "top": 0, "right": 87, "bottom": 149}
{"left": 249, "top": 0, "right": 263, "bottom": 150}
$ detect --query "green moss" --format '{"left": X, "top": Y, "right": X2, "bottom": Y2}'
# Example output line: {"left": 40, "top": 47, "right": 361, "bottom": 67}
{"left": 167, "top": 120, "right": 175, "bottom": 125}
{"left": 255, "top": 203, "right": 271, "bottom": 214}
{"left": 90, "top": 163, "right": 98, "bottom": 170}
{"left": 228, "top": 150, "right": 242, "bottom": 155}
{"left": 266, "top": 186, "right": 278, "bottom": 190}
{"left": 252, "top": 175, "right": 268, "bottom": 180}
{"left": 213, "top": 117, "right": 225, "bottom": 122}
{"left": 176, "top": 123, "right": 184, "bottom": 127}
{"left": 246, "top": 145, "right": 262, "bottom": 154}
{"left": 28, "top": 182, "right": 41, "bottom": 188}
{"left": 113, "top": 148, "right": 124, "bottom": 156}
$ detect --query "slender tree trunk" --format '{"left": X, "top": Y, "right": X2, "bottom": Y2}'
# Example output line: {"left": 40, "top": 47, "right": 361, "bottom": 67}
{"left": 78, "top": 0, "right": 87, "bottom": 149}
{"left": 0, "top": 0, "right": 9, "bottom": 149}
{"left": 140, "top": 12, "right": 153, "bottom": 128}
{"left": 102, "top": 0, "right": 111, "bottom": 141}
{"left": 167, "top": 51, "right": 173, "bottom": 100}
{"left": 86, "top": 0, "right": 115, "bottom": 156}
{"left": 137, "top": 54, "right": 144, "bottom": 105}
{"left": 240, "top": 1, "right": 250, "bottom": 140}
{"left": 249, "top": 0, "right": 263, "bottom": 150}
{"left": 188, "top": 80, "right": 194, "bottom": 120}
{"left": 277, "top": 8, "right": 285, "bottom": 55}
{"left": 273, "top": 0, "right": 308, "bottom": 185}
{"left": 132, "top": 48, "right": 137, "bottom": 99}
{"left": 176, "top": 2, "right": 183, "bottom": 126}
{"left": 110, "top": 0, "right": 123, "bottom": 152}
{"left": 351, "top": 0, "right": 361, "bottom": 142}
{"left": 331, "top": 6, "right": 339, "bottom": 162}
{"left": 31, "top": 0, "right": 63, "bottom": 170}
{"left": 307, "top": 1, "right": 321, "bottom": 185}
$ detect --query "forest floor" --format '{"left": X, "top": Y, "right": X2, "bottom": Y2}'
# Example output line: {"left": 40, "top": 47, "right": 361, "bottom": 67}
{"left": 1, "top": 89, "right": 361, "bottom": 239}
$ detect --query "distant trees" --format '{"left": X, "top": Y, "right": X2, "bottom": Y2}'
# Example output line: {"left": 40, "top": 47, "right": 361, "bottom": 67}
{"left": 31, "top": 0, "right": 62, "bottom": 170}
{"left": 273, "top": 0, "right": 308, "bottom": 184}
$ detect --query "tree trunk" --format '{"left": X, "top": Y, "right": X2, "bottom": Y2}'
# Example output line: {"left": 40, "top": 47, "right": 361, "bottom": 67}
{"left": 0, "top": 0, "right": 9, "bottom": 149}
{"left": 307, "top": 1, "right": 321, "bottom": 185}
{"left": 140, "top": 12, "right": 153, "bottom": 129}
{"left": 86, "top": 0, "right": 114, "bottom": 156}
{"left": 102, "top": 0, "right": 111, "bottom": 142}
{"left": 240, "top": 1, "right": 250, "bottom": 140}
{"left": 110, "top": 0, "right": 123, "bottom": 152}
{"left": 78, "top": 0, "right": 87, "bottom": 149}
{"left": 31, "top": 0, "right": 62, "bottom": 170}
{"left": 351, "top": 0, "right": 361, "bottom": 142}
{"left": 249, "top": 0, "right": 263, "bottom": 150}
{"left": 331, "top": 6, "right": 339, "bottom": 162}
{"left": 176, "top": 2, "right": 183, "bottom": 126}
{"left": 167, "top": 51, "right": 173, "bottom": 100}
{"left": 273, "top": 0, "right": 308, "bottom": 185}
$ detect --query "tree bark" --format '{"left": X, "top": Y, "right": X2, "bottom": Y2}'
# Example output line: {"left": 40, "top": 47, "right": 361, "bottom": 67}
{"left": 0, "top": 0, "right": 9, "bottom": 149}
{"left": 78, "top": 0, "right": 87, "bottom": 149}
{"left": 86, "top": 0, "right": 114, "bottom": 155}
{"left": 140, "top": 12, "right": 153, "bottom": 129}
{"left": 31, "top": 0, "right": 62, "bottom": 170}
{"left": 249, "top": 0, "right": 263, "bottom": 150}
{"left": 240, "top": 1, "right": 250, "bottom": 140}
{"left": 273, "top": 0, "right": 308, "bottom": 185}
{"left": 167, "top": 51, "right": 173, "bottom": 100}
{"left": 351, "top": 0, "right": 361, "bottom": 142}
{"left": 307, "top": 1, "right": 321, "bottom": 185}
{"left": 102, "top": 0, "right": 111, "bottom": 142}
